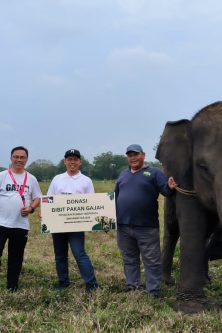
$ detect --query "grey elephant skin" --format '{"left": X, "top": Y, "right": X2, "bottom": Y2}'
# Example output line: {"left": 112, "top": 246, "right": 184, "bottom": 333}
{"left": 156, "top": 101, "right": 222, "bottom": 312}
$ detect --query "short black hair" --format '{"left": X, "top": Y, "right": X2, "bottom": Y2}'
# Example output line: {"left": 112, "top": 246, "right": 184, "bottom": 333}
{"left": 11, "top": 146, "right": 29, "bottom": 158}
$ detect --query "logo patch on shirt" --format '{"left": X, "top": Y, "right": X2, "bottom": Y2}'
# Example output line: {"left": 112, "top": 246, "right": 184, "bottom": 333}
{"left": 143, "top": 171, "right": 151, "bottom": 177}
{"left": 42, "top": 196, "right": 54, "bottom": 203}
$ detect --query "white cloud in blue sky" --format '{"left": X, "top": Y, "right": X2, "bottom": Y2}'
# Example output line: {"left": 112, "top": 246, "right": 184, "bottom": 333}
{"left": 1, "top": 0, "right": 222, "bottom": 167}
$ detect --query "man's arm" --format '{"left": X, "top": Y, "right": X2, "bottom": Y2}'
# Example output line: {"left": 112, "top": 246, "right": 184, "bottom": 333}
{"left": 21, "top": 175, "right": 42, "bottom": 216}
{"left": 86, "top": 179, "right": 95, "bottom": 194}
{"left": 155, "top": 170, "right": 176, "bottom": 197}
{"left": 21, "top": 198, "right": 40, "bottom": 216}
{"left": 168, "top": 176, "right": 177, "bottom": 189}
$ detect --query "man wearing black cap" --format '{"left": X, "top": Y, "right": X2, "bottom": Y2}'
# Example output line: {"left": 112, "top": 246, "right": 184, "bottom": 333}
{"left": 47, "top": 149, "right": 98, "bottom": 292}
{"left": 115, "top": 144, "right": 176, "bottom": 297}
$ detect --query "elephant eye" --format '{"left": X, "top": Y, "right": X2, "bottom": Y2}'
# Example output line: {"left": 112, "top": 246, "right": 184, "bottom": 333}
{"left": 196, "top": 163, "right": 211, "bottom": 176}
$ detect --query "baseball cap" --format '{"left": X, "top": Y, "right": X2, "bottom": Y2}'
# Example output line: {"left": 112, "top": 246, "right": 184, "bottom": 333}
{"left": 126, "top": 144, "right": 143, "bottom": 155}
{"left": 64, "top": 149, "right": 81, "bottom": 159}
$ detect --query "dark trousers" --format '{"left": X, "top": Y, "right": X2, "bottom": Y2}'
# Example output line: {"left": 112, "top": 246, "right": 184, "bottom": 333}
{"left": 52, "top": 232, "right": 98, "bottom": 288}
{"left": 117, "top": 225, "right": 162, "bottom": 294}
{"left": 0, "top": 226, "right": 28, "bottom": 290}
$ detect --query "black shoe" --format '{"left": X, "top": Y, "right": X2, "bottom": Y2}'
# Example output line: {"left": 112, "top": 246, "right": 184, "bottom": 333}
{"left": 7, "top": 286, "right": 18, "bottom": 293}
{"left": 56, "top": 282, "right": 70, "bottom": 291}
{"left": 126, "top": 285, "right": 145, "bottom": 292}
{"left": 126, "top": 285, "right": 136, "bottom": 292}
{"left": 85, "top": 284, "right": 99, "bottom": 294}
{"left": 136, "top": 285, "right": 146, "bottom": 291}
{"left": 149, "top": 292, "right": 160, "bottom": 299}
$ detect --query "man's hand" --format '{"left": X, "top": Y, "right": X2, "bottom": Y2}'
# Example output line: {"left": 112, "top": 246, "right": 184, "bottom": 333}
{"left": 21, "top": 206, "right": 34, "bottom": 217}
{"left": 168, "top": 176, "right": 177, "bottom": 189}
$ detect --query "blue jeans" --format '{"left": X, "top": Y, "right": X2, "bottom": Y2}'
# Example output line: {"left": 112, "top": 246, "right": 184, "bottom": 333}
{"left": 117, "top": 225, "right": 162, "bottom": 295}
{"left": 52, "top": 232, "right": 98, "bottom": 288}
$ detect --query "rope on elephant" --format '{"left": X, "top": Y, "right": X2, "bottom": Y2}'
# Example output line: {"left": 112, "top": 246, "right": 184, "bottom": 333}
{"left": 175, "top": 186, "right": 197, "bottom": 196}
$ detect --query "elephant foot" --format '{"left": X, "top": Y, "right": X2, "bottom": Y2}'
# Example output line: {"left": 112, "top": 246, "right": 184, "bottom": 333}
{"left": 173, "top": 300, "right": 206, "bottom": 314}
{"left": 174, "top": 291, "right": 208, "bottom": 314}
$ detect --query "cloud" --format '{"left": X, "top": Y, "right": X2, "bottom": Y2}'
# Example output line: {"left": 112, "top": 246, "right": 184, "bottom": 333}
{"left": 112, "top": 0, "right": 222, "bottom": 35}
{"left": 0, "top": 122, "right": 13, "bottom": 132}
{"left": 117, "top": 0, "right": 147, "bottom": 14}
{"left": 109, "top": 47, "right": 171, "bottom": 64}
{"left": 117, "top": 0, "right": 222, "bottom": 19}
{"left": 106, "top": 47, "right": 172, "bottom": 77}
{"left": 39, "top": 74, "right": 68, "bottom": 87}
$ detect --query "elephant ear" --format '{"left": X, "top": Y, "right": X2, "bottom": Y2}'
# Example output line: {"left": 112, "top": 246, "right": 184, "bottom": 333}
{"left": 156, "top": 119, "right": 193, "bottom": 187}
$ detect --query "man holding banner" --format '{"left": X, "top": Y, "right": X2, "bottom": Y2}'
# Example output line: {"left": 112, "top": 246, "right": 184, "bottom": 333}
{"left": 47, "top": 149, "right": 98, "bottom": 292}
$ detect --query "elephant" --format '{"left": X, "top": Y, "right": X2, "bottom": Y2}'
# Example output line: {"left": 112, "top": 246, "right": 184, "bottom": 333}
{"left": 155, "top": 101, "right": 222, "bottom": 313}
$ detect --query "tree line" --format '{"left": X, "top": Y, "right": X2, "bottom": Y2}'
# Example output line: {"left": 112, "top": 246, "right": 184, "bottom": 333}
{"left": 1, "top": 152, "right": 161, "bottom": 181}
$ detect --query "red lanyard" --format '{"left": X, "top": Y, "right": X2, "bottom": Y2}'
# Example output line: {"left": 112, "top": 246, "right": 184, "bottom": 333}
{"left": 8, "top": 169, "right": 28, "bottom": 207}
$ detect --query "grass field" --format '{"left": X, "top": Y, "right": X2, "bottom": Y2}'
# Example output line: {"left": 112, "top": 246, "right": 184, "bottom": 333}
{"left": 0, "top": 180, "right": 222, "bottom": 332}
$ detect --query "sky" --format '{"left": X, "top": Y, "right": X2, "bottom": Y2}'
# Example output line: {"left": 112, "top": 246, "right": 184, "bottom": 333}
{"left": 1, "top": 0, "right": 222, "bottom": 168}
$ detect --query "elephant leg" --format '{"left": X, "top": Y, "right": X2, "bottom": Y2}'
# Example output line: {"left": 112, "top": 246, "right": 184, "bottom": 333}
{"left": 204, "top": 231, "right": 215, "bottom": 285}
{"left": 205, "top": 224, "right": 222, "bottom": 284}
{"left": 203, "top": 212, "right": 219, "bottom": 284}
{"left": 203, "top": 250, "right": 211, "bottom": 284}
{"left": 177, "top": 194, "right": 207, "bottom": 299}
{"left": 162, "top": 196, "right": 179, "bottom": 285}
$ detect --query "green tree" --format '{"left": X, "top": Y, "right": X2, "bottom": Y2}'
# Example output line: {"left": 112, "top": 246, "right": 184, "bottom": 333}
{"left": 92, "top": 151, "right": 128, "bottom": 180}
{"left": 27, "top": 159, "right": 56, "bottom": 181}
{"left": 56, "top": 159, "right": 66, "bottom": 174}
{"left": 152, "top": 138, "right": 162, "bottom": 168}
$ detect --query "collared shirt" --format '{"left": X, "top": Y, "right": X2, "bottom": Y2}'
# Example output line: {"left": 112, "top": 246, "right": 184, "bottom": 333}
{"left": 47, "top": 171, "right": 94, "bottom": 195}
{"left": 115, "top": 165, "right": 172, "bottom": 228}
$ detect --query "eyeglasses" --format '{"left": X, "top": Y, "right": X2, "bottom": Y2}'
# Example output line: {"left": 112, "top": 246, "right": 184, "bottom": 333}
{"left": 12, "top": 155, "right": 27, "bottom": 160}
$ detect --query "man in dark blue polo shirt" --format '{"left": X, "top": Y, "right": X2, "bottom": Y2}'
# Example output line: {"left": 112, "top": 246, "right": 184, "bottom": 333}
{"left": 115, "top": 144, "right": 176, "bottom": 297}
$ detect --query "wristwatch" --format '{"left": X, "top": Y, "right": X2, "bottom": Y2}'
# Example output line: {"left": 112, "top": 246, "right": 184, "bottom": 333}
{"left": 29, "top": 206, "right": 35, "bottom": 213}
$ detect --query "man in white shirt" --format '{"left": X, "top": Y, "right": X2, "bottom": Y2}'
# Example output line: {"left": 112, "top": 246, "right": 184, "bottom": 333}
{"left": 0, "top": 146, "right": 41, "bottom": 291}
{"left": 47, "top": 149, "right": 98, "bottom": 292}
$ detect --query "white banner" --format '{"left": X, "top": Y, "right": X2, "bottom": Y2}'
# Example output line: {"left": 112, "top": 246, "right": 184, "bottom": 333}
{"left": 41, "top": 192, "right": 116, "bottom": 233}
